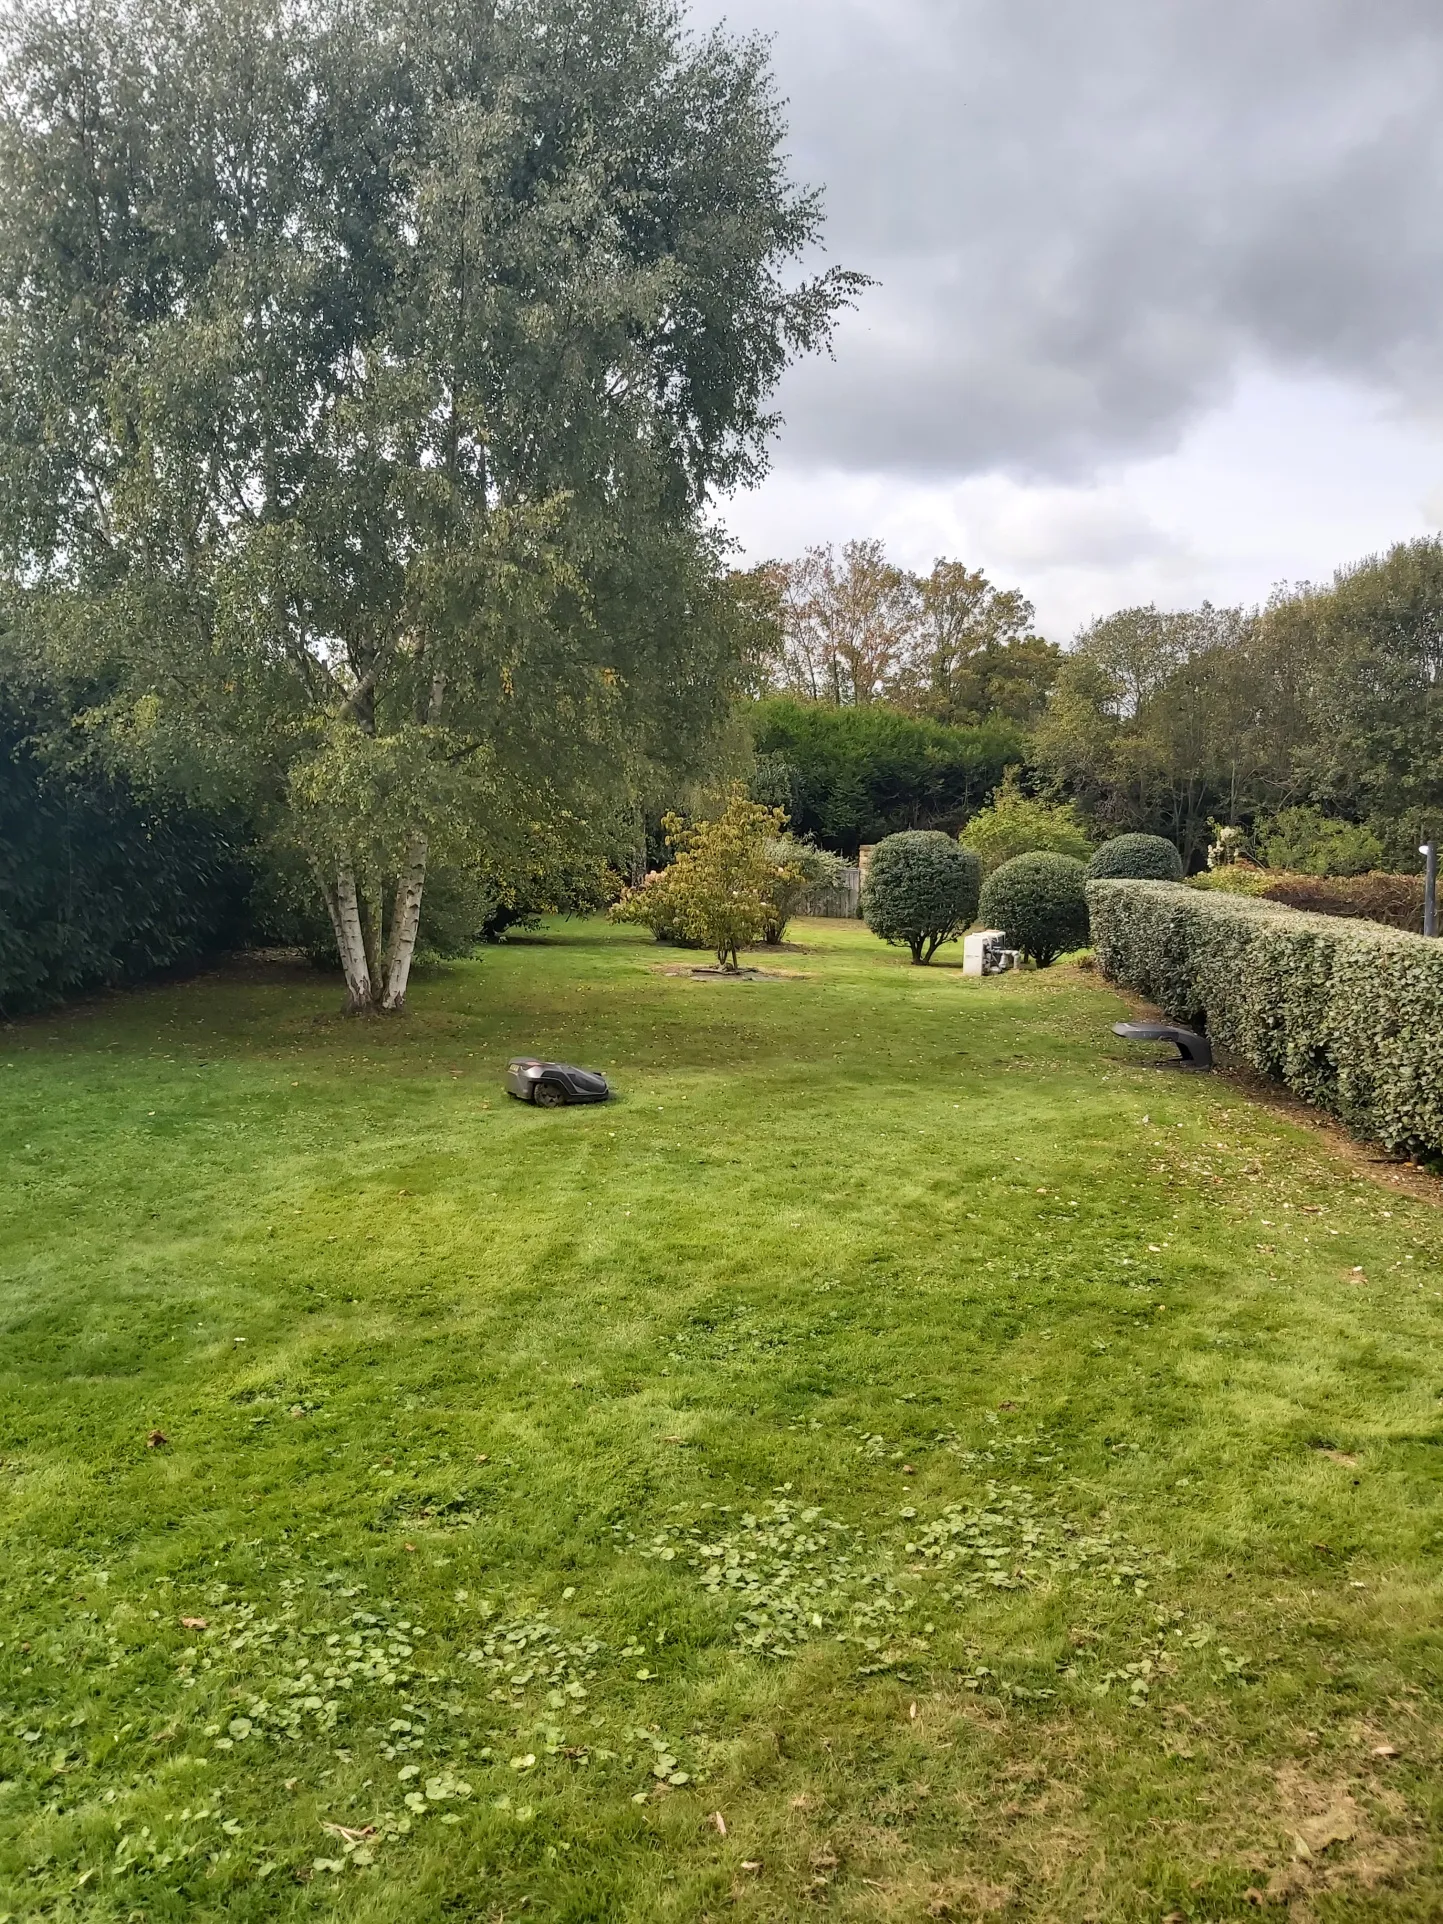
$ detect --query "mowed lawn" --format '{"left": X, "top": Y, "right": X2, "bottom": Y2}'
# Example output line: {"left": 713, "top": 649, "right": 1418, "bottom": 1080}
{"left": 3, "top": 918, "right": 1443, "bottom": 1923}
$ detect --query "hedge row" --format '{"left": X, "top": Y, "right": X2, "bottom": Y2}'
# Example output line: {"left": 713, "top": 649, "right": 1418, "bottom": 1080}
{"left": 1087, "top": 879, "right": 1443, "bottom": 1155}
{"left": 0, "top": 682, "right": 249, "bottom": 1016}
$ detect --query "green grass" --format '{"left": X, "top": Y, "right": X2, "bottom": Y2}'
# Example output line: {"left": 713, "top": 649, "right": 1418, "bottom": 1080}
{"left": 3, "top": 916, "right": 1443, "bottom": 1922}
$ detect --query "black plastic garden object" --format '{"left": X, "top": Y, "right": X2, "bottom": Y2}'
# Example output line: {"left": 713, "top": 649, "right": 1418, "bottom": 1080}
{"left": 1112, "top": 1021, "right": 1213, "bottom": 1070}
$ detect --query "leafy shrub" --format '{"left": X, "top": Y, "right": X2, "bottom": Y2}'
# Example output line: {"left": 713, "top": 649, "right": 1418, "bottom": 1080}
{"left": 1256, "top": 871, "right": 1424, "bottom": 932}
{"left": 1088, "top": 879, "right": 1443, "bottom": 1155}
{"left": 1086, "top": 833, "right": 1183, "bottom": 881}
{"left": 959, "top": 771, "right": 1093, "bottom": 874}
{"left": 862, "top": 830, "right": 981, "bottom": 964}
{"left": 611, "top": 788, "right": 799, "bottom": 969}
{"left": 978, "top": 852, "right": 1089, "bottom": 967}
{"left": 1189, "top": 865, "right": 1273, "bottom": 897}
{"left": 761, "top": 836, "right": 848, "bottom": 943}
{"left": 1257, "top": 806, "right": 1384, "bottom": 878}
{"left": 609, "top": 864, "right": 690, "bottom": 945}
{"left": 0, "top": 676, "right": 249, "bottom": 1015}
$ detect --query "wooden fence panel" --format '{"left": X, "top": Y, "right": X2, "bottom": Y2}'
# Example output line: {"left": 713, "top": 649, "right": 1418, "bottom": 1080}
{"left": 798, "top": 865, "right": 861, "bottom": 917}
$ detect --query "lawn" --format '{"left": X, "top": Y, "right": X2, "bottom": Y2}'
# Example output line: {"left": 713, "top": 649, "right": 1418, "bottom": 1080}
{"left": 2, "top": 916, "right": 1442, "bottom": 1923}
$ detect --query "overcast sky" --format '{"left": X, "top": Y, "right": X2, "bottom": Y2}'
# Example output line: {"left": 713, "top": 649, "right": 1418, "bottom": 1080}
{"left": 693, "top": 0, "right": 1443, "bottom": 642}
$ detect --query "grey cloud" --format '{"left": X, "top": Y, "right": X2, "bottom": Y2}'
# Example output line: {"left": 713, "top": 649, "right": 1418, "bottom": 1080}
{"left": 691, "top": 0, "right": 1443, "bottom": 478}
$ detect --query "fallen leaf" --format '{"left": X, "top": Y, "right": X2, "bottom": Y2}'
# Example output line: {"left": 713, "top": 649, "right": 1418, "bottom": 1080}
{"left": 146, "top": 1429, "right": 168, "bottom": 1448}
{"left": 908, "top": 1702, "right": 918, "bottom": 1720}
{"left": 1293, "top": 1799, "right": 1357, "bottom": 1856}
{"left": 321, "top": 1822, "right": 376, "bottom": 1843}
{"left": 709, "top": 1811, "right": 727, "bottom": 1836}
{"left": 180, "top": 1616, "right": 208, "bottom": 1630}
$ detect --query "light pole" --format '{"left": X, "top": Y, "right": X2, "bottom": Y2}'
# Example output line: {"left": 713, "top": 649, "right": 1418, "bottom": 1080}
{"left": 1422, "top": 840, "right": 1438, "bottom": 938}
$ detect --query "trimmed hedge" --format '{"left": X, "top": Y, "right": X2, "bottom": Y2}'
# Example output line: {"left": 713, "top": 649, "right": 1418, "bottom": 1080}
{"left": 1087, "top": 879, "right": 1443, "bottom": 1155}
{"left": 1086, "top": 833, "right": 1183, "bottom": 881}
{"left": 979, "top": 852, "right": 1089, "bottom": 967}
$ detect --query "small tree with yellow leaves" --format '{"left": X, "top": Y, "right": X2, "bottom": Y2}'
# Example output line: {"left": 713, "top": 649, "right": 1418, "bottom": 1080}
{"left": 660, "top": 787, "right": 804, "bottom": 970}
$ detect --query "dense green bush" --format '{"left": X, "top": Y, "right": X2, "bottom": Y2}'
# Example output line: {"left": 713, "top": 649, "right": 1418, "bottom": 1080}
{"left": 1088, "top": 880, "right": 1443, "bottom": 1155}
{"left": 750, "top": 697, "right": 1024, "bottom": 851}
{"left": 1086, "top": 833, "right": 1183, "bottom": 881}
{"left": 959, "top": 771, "right": 1093, "bottom": 873}
{"left": 979, "top": 853, "right": 1089, "bottom": 966}
{"left": 761, "top": 836, "right": 848, "bottom": 943}
{"left": 862, "top": 831, "right": 981, "bottom": 964}
{"left": 1256, "top": 806, "right": 1384, "bottom": 878}
{"left": 0, "top": 677, "right": 248, "bottom": 1015}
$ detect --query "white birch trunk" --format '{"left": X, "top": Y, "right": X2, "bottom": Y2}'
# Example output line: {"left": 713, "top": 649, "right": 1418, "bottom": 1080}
{"left": 381, "top": 834, "right": 428, "bottom": 1012}
{"left": 326, "top": 865, "right": 374, "bottom": 1013}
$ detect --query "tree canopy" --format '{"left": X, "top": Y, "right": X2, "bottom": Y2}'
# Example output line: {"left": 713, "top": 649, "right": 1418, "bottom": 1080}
{"left": 750, "top": 542, "right": 1059, "bottom": 725}
{"left": 0, "top": 0, "right": 859, "bottom": 1009}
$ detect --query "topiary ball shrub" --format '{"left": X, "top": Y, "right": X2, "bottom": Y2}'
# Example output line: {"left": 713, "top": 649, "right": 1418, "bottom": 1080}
{"left": 979, "top": 852, "right": 1089, "bottom": 967}
{"left": 1086, "top": 833, "right": 1184, "bottom": 882}
{"left": 862, "top": 831, "right": 982, "bottom": 964}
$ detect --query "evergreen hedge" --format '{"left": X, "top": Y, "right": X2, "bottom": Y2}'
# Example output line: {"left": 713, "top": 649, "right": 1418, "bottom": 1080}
{"left": 1087, "top": 879, "right": 1443, "bottom": 1155}
{"left": 0, "top": 682, "right": 248, "bottom": 1016}
{"left": 750, "top": 697, "right": 1025, "bottom": 850}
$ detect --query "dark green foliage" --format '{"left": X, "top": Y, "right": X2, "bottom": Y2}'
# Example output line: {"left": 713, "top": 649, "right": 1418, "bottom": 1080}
{"left": 979, "top": 853, "right": 1090, "bottom": 967}
{"left": 0, "top": 682, "right": 247, "bottom": 1015}
{"left": 1089, "top": 879, "right": 1443, "bottom": 1155}
{"left": 750, "top": 697, "right": 1024, "bottom": 852}
{"left": 862, "top": 831, "right": 981, "bottom": 964}
{"left": 1086, "top": 833, "right": 1184, "bottom": 881}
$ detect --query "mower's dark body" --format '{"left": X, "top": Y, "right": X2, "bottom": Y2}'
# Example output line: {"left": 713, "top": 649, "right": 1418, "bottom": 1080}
{"left": 505, "top": 1058, "right": 611, "bottom": 1107}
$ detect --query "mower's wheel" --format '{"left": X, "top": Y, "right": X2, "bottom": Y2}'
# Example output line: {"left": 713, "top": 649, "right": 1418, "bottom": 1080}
{"left": 532, "top": 1080, "right": 568, "bottom": 1109}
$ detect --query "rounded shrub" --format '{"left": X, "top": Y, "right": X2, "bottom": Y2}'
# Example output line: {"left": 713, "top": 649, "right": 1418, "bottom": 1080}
{"left": 862, "top": 830, "right": 982, "bottom": 964}
{"left": 979, "top": 852, "right": 1089, "bottom": 967}
{"left": 1086, "top": 833, "right": 1183, "bottom": 882}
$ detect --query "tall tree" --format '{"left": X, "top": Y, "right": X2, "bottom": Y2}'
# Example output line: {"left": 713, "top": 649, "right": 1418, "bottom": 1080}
{"left": 903, "top": 560, "right": 1059, "bottom": 725}
{"left": 1031, "top": 603, "right": 1264, "bottom": 869}
{"left": 771, "top": 540, "right": 918, "bottom": 705}
{"left": 1279, "top": 538, "right": 1443, "bottom": 851}
{"left": 0, "top": 0, "right": 859, "bottom": 1010}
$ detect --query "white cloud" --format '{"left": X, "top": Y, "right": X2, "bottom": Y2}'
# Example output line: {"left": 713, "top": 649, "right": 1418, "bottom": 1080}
{"left": 689, "top": 0, "right": 1443, "bottom": 621}
{"left": 718, "top": 370, "right": 1443, "bottom": 638}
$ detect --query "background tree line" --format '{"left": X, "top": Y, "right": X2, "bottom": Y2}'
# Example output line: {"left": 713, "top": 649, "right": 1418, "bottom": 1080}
{"left": 739, "top": 534, "right": 1443, "bottom": 879}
